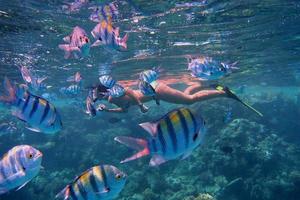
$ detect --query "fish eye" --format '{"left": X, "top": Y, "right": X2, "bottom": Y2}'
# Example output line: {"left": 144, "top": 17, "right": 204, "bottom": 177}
{"left": 27, "top": 153, "right": 33, "bottom": 159}
{"left": 115, "top": 174, "right": 122, "bottom": 180}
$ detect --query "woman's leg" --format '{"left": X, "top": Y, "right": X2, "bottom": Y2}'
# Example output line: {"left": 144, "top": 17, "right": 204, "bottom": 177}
{"left": 156, "top": 83, "right": 225, "bottom": 105}
{"left": 184, "top": 83, "right": 202, "bottom": 95}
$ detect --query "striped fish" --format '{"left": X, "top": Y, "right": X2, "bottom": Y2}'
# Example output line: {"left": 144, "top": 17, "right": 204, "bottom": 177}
{"left": 0, "top": 145, "right": 43, "bottom": 195}
{"left": 89, "top": 2, "right": 119, "bottom": 23}
{"left": 115, "top": 107, "right": 206, "bottom": 166}
{"left": 56, "top": 165, "right": 127, "bottom": 200}
{"left": 187, "top": 57, "right": 238, "bottom": 81}
{"left": 0, "top": 78, "right": 62, "bottom": 134}
{"left": 59, "top": 26, "right": 90, "bottom": 59}
{"left": 59, "top": 85, "right": 81, "bottom": 96}
{"left": 91, "top": 20, "right": 128, "bottom": 51}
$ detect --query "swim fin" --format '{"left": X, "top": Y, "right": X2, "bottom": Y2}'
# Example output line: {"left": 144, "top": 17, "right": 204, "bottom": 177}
{"left": 216, "top": 85, "right": 263, "bottom": 117}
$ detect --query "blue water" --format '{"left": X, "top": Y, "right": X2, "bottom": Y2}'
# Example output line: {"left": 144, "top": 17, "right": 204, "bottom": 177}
{"left": 0, "top": 0, "right": 300, "bottom": 200}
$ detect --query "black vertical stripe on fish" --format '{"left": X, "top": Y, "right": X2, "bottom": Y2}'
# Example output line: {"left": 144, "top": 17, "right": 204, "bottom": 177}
{"left": 29, "top": 97, "right": 39, "bottom": 118}
{"left": 76, "top": 179, "right": 88, "bottom": 200}
{"left": 69, "top": 185, "right": 78, "bottom": 200}
{"left": 17, "top": 149, "right": 26, "bottom": 171}
{"left": 21, "top": 93, "right": 30, "bottom": 113}
{"left": 8, "top": 154, "right": 17, "bottom": 174}
{"left": 100, "top": 165, "right": 109, "bottom": 190}
{"left": 40, "top": 101, "right": 50, "bottom": 124}
{"left": 157, "top": 124, "right": 166, "bottom": 155}
{"left": 178, "top": 109, "right": 189, "bottom": 148}
{"left": 187, "top": 109, "right": 197, "bottom": 134}
{"left": 101, "top": 6, "right": 107, "bottom": 21}
{"left": 151, "top": 139, "right": 157, "bottom": 152}
{"left": 89, "top": 170, "right": 99, "bottom": 193}
{"left": 165, "top": 116, "right": 177, "bottom": 153}
{"left": 0, "top": 163, "right": 7, "bottom": 179}
{"left": 104, "top": 27, "right": 108, "bottom": 43}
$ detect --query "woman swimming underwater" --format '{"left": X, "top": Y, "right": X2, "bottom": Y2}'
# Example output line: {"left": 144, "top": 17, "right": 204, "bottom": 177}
{"left": 87, "top": 69, "right": 262, "bottom": 116}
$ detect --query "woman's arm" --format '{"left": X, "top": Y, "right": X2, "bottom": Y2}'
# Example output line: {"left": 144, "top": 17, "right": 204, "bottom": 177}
{"left": 97, "top": 104, "right": 127, "bottom": 113}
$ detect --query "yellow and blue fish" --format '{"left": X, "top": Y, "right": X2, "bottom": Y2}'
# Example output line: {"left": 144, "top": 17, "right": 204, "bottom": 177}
{"left": 91, "top": 20, "right": 128, "bottom": 51}
{"left": 56, "top": 165, "right": 127, "bottom": 200}
{"left": 0, "top": 78, "right": 62, "bottom": 134}
{"left": 0, "top": 145, "right": 43, "bottom": 195}
{"left": 115, "top": 107, "right": 206, "bottom": 166}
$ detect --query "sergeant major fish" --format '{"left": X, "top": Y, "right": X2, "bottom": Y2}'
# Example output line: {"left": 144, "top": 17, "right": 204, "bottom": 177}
{"left": 91, "top": 20, "right": 128, "bottom": 51}
{"left": 115, "top": 107, "right": 206, "bottom": 166}
{"left": 59, "top": 26, "right": 91, "bottom": 59}
{"left": 0, "top": 78, "right": 62, "bottom": 134}
{"left": 0, "top": 145, "right": 42, "bottom": 195}
{"left": 56, "top": 165, "right": 127, "bottom": 200}
{"left": 59, "top": 85, "right": 81, "bottom": 96}
{"left": 89, "top": 2, "right": 119, "bottom": 23}
{"left": 187, "top": 56, "right": 238, "bottom": 81}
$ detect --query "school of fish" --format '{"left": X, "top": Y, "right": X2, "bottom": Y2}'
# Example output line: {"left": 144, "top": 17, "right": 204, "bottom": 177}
{"left": 0, "top": 1, "right": 247, "bottom": 199}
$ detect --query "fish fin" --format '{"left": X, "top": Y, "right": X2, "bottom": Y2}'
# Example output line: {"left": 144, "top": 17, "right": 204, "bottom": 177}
{"left": 0, "top": 188, "right": 9, "bottom": 195}
{"left": 59, "top": 45, "right": 79, "bottom": 59}
{"left": 181, "top": 151, "right": 193, "bottom": 160}
{"left": 63, "top": 35, "right": 71, "bottom": 43}
{"left": 91, "top": 40, "right": 102, "bottom": 47}
{"left": 16, "top": 180, "right": 30, "bottom": 191}
{"left": 149, "top": 155, "right": 167, "bottom": 166}
{"left": 96, "top": 187, "right": 110, "bottom": 195}
{"left": 121, "top": 33, "right": 128, "bottom": 49}
{"left": 19, "top": 66, "right": 32, "bottom": 83}
{"left": 0, "top": 171, "right": 26, "bottom": 190}
{"left": 0, "top": 77, "right": 17, "bottom": 104}
{"left": 139, "top": 122, "right": 157, "bottom": 137}
{"left": 26, "top": 127, "right": 42, "bottom": 133}
{"left": 37, "top": 77, "right": 47, "bottom": 84}
{"left": 12, "top": 111, "right": 26, "bottom": 122}
{"left": 55, "top": 185, "right": 70, "bottom": 200}
{"left": 114, "top": 136, "right": 150, "bottom": 163}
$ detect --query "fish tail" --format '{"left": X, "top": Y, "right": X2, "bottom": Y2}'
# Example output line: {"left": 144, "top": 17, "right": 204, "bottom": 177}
{"left": 55, "top": 185, "right": 70, "bottom": 200}
{"left": 114, "top": 136, "right": 150, "bottom": 163}
{"left": 121, "top": 33, "right": 129, "bottom": 49}
{"left": 58, "top": 44, "right": 72, "bottom": 59}
{"left": 0, "top": 77, "right": 17, "bottom": 104}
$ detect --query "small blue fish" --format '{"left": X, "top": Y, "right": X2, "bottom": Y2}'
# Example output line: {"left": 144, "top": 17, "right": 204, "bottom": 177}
{"left": 89, "top": 2, "right": 119, "bottom": 23}
{"left": 115, "top": 108, "right": 206, "bottom": 166}
{"left": 19, "top": 66, "right": 50, "bottom": 92}
{"left": 59, "top": 85, "right": 81, "bottom": 96}
{"left": 0, "top": 78, "right": 62, "bottom": 134}
{"left": 188, "top": 57, "right": 238, "bottom": 81}
{"left": 91, "top": 20, "right": 128, "bottom": 51}
{"left": 67, "top": 72, "right": 82, "bottom": 83}
{"left": 56, "top": 165, "right": 127, "bottom": 200}
{"left": 101, "top": 84, "right": 125, "bottom": 98}
{"left": 0, "top": 145, "right": 42, "bottom": 195}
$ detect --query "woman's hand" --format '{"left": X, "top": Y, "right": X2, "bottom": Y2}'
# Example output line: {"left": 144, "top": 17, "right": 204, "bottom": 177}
{"left": 97, "top": 104, "right": 106, "bottom": 111}
{"left": 139, "top": 104, "right": 149, "bottom": 113}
